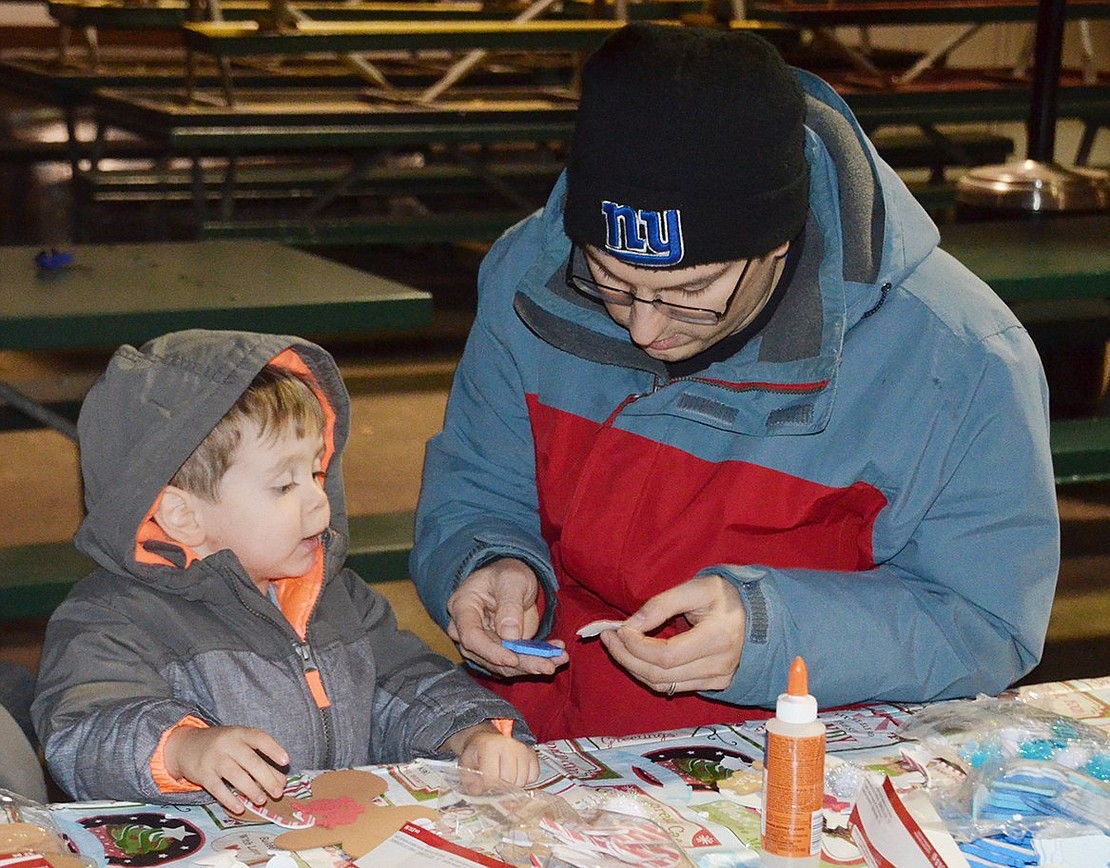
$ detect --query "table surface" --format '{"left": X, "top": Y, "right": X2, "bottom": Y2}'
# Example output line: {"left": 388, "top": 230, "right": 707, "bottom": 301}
{"left": 0, "top": 241, "right": 432, "bottom": 351}
{"left": 38, "top": 676, "right": 1110, "bottom": 868}
{"left": 939, "top": 213, "right": 1110, "bottom": 302}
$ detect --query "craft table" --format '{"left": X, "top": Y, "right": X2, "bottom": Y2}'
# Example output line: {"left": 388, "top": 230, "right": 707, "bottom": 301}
{"left": 0, "top": 240, "right": 431, "bottom": 603}
{"left": 32, "top": 676, "right": 1110, "bottom": 868}
{"left": 0, "top": 240, "right": 431, "bottom": 352}
{"left": 0, "top": 240, "right": 432, "bottom": 436}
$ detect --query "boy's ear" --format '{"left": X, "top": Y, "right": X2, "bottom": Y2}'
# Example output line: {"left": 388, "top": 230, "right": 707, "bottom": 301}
{"left": 154, "top": 485, "right": 206, "bottom": 547}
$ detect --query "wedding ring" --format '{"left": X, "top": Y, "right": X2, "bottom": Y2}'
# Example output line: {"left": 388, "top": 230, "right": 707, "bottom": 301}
{"left": 666, "top": 681, "right": 677, "bottom": 697}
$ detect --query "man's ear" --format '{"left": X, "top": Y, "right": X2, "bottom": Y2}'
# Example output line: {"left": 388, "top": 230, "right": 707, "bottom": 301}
{"left": 154, "top": 485, "right": 206, "bottom": 547}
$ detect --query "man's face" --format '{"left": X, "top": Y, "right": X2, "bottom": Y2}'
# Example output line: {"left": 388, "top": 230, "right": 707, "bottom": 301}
{"left": 191, "top": 422, "right": 330, "bottom": 592}
{"left": 584, "top": 242, "right": 788, "bottom": 362}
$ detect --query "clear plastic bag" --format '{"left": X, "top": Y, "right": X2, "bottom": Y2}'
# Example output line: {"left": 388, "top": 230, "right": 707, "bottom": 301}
{"left": 0, "top": 787, "right": 99, "bottom": 868}
{"left": 432, "top": 766, "right": 695, "bottom": 868}
{"left": 897, "top": 696, "right": 1110, "bottom": 841}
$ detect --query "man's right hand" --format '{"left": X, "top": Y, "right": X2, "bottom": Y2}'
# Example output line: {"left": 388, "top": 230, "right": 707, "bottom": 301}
{"left": 446, "top": 558, "right": 567, "bottom": 677}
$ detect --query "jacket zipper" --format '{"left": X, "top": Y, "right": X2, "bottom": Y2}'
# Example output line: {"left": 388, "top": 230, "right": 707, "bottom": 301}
{"left": 662, "top": 374, "right": 828, "bottom": 395}
{"left": 293, "top": 638, "right": 334, "bottom": 768}
{"left": 601, "top": 376, "right": 826, "bottom": 432}
{"left": 229, "top": 565, "right": 335, "bottom": 770}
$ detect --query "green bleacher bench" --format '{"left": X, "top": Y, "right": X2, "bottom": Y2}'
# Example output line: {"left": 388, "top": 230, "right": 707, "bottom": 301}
{"left": 1051, "top": 418, "right": 1110, "bottom": 485}
{"left": 5, "top": 408, "right": 1107, "bottom": 625}
{"left": 0, "top": 138, "right": 165, "bottom": 165}
{"left": 77, "top": 162, "right": 556, "bottom": 200}
{"left": 0, "top": 512, "right": 417, "bottom": 624}
{"left": 906, "top": 181, "right": 961, "bottom": 218}
{"left": 72, "top": 161, "right": 559, "bottom": 244}
{"left": 74, "top": 134, "right": 1002, "bottom": 201}
{"left": 182, "top": 19, "right": 676, "bottom": 57}
{"left": 837, "top": 68, "right": 1110, "bottom": 158}
{"left": 200, "top": 212, "right": 533, "bottom": 244}
{"left": 88, "top": 87, "right": 579, "bottom": 151}
{"left": 48, "top": 0, "right": 513, "bottom": 29}
{"left": 744, "top": 0, "right": 1110, "bottom": 27}
{"left": 73, "top": 89, "right": 1009, "bottom": 244}
{"left": 47, "top": 0, "right": 706, "bottom": 28}
{"left": 940, "top": 214, "right": 1110, "bottom": 486}
{"left": 870, "top": 129, "right": 1013, "bottom": 181}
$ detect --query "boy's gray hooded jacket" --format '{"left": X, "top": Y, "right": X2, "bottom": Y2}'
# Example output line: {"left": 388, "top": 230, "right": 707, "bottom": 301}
{"left": 33, "top": 330, "right": 531, "bottom": 804}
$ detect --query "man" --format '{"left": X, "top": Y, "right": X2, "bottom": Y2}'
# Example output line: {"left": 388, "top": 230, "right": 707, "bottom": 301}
{"left": 410, "top": 23, "right": 1059, "bottom": 742}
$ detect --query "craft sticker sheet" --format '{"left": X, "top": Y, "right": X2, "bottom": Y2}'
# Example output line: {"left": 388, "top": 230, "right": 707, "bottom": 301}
{"left": 42, "top": 684, "right": 1110, "bottom": 868}
{"left": 67, "top": 811, "right": 205, "bottom": 867}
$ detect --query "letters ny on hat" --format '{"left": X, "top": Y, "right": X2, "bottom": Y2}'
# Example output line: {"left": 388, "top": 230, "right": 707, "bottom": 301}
{"left": 564, "top": 23, "right": 810, "bottom": 268}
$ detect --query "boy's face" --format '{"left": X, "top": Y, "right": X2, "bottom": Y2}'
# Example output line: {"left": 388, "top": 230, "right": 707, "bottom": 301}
{"left": 192, "top": 421, "right": 330, "bottom": 592}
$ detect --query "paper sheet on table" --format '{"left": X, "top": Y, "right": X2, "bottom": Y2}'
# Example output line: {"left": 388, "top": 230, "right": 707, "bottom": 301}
{"left": 355, "top": 822, "right": 509, "bottom": 868}
{"left": 1034, "top": 833, "right": 1110, "bottom": 866}
{"left": 848, "top": 776, "right": 970, "bottom": 868}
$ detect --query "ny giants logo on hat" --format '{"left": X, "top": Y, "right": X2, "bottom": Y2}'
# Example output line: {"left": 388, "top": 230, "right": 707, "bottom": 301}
{"left": 601, "top": 201, "right": 684, "bottom": 267}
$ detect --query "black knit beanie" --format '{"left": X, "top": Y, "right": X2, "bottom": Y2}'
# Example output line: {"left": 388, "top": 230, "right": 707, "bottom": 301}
{"left": 564, "top": 23, "right": 809, "bottom": 268}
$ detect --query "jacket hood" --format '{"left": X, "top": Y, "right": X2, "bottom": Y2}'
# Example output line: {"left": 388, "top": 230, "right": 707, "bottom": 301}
{"left": 74, "top": 330, "right": 351, "bottom": 586}
{"left": 513, "top": 66, "right": 941, "bottom": 422}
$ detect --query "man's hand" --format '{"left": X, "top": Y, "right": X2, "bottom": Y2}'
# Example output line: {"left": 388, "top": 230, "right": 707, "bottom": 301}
{"left": 442, "top": 722, "right": 539, "bottom": 788}
{"left": 164, "top": 725, "right": 288, "bottom": 814}
{"left": 446, "top": 558, "right": 568, "bottom": 677}
{"left": 600, "top": 574, "right": 746, "bottom": 695}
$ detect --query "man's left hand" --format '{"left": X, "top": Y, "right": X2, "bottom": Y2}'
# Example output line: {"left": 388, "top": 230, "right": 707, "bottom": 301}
{"left": 599, "top": 574, "right": 745, "bottom": 695}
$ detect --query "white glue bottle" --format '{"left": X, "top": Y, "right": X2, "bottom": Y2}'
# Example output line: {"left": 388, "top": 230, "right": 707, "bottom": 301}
{"left": 760, "top": 656, "right": 825, "bottom": 867}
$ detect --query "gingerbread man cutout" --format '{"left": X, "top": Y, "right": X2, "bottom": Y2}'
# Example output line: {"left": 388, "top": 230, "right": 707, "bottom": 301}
{"left": 243, "top": 769, "right": 436, "bottom": 859}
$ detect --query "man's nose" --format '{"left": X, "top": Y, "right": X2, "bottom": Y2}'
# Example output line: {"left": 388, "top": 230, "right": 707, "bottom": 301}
{"left": 626, "top": 298, "right": 670, "bottom": 347}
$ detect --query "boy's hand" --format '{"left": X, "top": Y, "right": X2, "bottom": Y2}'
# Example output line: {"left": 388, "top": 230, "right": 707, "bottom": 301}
{"left": 442, "top": 722, "right": 539, "bottom": 788}
{"left": 164, "top": 725, "right": 289, "bottom": 814}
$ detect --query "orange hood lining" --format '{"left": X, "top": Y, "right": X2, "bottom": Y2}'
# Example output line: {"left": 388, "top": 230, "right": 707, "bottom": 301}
{"left": 132, "top": 347, "right": 339, "bottom": 640}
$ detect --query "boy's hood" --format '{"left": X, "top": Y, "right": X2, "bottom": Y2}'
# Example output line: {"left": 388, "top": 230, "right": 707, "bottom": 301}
{"left": 74, "top": 330, "right": 351, "bottom": 585}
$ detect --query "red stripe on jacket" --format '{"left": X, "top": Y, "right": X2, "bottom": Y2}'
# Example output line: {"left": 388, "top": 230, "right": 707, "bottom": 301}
{"left": 479, "top": 395, "right": 886, "bottom": 742}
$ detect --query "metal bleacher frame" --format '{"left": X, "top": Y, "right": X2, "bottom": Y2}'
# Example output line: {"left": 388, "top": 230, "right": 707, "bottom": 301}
{"left": 5, "top": 0, "right": 1107, "bottom": 243}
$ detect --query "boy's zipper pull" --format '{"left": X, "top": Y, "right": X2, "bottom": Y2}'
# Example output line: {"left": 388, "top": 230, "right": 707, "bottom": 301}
{"left": 294, "top": 639, "right": 314, "bottom": 670}
{"left": 292, "top": 639, "right": 335, "bottom": 768}
{"left": 293, "top": 640, "right": 332, "bottom": 710}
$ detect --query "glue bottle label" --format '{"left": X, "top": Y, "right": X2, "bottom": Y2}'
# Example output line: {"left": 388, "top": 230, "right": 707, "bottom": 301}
{"left": 761, "top": 730, "right": 825, "bottom": 858}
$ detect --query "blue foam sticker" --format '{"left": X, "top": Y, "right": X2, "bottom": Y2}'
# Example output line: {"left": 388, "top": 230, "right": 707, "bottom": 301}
{"left": 502, "top": 638, "right": 563, "bottom": 658}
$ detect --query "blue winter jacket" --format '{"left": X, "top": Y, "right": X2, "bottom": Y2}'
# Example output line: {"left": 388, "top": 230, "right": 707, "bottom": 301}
{"left": 410, "top": 70, "right": 1059, "bottom": 741}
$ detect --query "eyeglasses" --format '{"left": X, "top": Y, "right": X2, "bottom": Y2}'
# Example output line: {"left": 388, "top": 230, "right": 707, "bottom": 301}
{"left": 565, "top": 245, "right": 754, "bottom": 326}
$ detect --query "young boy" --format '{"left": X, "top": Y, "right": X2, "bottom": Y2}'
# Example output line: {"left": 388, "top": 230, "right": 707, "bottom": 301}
{"left": 32, "top": 330, "right": 539, "bottom": 813}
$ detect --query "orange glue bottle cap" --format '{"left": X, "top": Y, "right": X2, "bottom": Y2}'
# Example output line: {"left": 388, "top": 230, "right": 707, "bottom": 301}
{"left": 776, "top": 656, "right": 818, "bottom": 724}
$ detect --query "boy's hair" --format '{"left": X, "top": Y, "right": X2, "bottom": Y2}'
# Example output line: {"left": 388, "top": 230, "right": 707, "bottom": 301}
{"left": 170, "top": 364, "right": 326, "bottom": 501}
